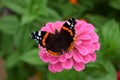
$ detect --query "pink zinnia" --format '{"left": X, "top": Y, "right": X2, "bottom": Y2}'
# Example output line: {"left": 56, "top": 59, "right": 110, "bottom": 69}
{"left": 37, "top": 19, "right": 100, "bottom": 73}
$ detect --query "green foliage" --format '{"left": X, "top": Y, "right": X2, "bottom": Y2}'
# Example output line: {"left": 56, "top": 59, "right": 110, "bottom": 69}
{"left": 102, "top": 19, "right": 120, "bottom": 53}
{"left": 5, "top": 52, "right": 20, "bottom": 69}
{"left": 86, "top": 14, "right": 108, "bottom": 27}
{"left": 0, "top": 16, "right": 19, "bottom": 34}
{"left": 0, "top": 0, "right": 120, "bottom": 80}
{"left": 85, "top": 60, "right": 116, "bottom": 80}
{"left": 14, "top": 25, "right": 34, "bottom": 52}
{"left": 109, "top": 0, "right": 120, "bottom": 10}
{"left": 20, "top": 48, "right": 46, "bottom": 65}
{"left": 48, "top": 69, "right": 83, "bottom": 80}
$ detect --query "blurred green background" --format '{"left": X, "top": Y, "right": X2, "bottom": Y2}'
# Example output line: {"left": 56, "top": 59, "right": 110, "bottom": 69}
{"left": 0, "top": 0, "right": 120, "bottom": 80}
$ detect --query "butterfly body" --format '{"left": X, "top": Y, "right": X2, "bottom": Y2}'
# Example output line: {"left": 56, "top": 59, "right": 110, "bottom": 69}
{"left": 31, "top": 18, "right": 76, "bottom": 56}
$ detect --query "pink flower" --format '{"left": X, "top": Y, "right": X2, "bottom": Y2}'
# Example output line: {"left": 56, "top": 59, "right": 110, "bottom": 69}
{"left": 38, "top": 19, "right": 100, "bottom": 73}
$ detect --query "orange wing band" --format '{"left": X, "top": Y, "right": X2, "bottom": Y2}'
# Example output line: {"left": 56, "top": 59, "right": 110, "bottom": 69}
{"left": 62, "top": 26, "right": 73, "bottom": 36}
{"left": 48, "top": 50, "right": 60, "bottom": 56}
{"left": 67, "top": 41, "right": 74, "bottom": 51}
{"left": 42, "top": 32, "right": 49, "bottom": 46}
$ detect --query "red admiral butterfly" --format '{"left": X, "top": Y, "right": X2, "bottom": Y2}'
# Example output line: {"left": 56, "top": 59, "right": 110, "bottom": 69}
{"left": 31, "top": 18, "right": 76, "bottom": 56}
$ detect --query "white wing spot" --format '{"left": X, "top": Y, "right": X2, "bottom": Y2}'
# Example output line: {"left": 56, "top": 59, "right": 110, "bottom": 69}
{"left": 38, "top": 31, "right": 41, "bottom": 36}
{"left": 37, "top": 37, "right": 39, "bottom": 39}
{"left": 67, "top": 21, "right": 70, "bottom": 26}
{"left": 70, "top": 24, "right": 73, "bottom": 29}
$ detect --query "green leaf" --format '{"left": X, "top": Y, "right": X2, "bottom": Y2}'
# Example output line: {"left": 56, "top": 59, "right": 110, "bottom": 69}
{"left": 20, "top": 48, "right": 46, "bottom": 65}
{"left": 20, "top": 0, "right": 48, "bottom": 25}
{"left": 101, "top": 19, "right": 120, "bottom": 53}
{"left": 21, "top": 14, "right": 37, "bottom": 25}
{"left": 0, "top": 16, "right": 20, "bottom": 35}
{"left": 85, "top": 14, "right": 108, "bottom": 27}
{"left": 5, "top": 52, "right": 20, "bottom": 69}
{"left": 38, "top": 8, "right": 61, "bottom": 23}
{"left": 0, "top": 34, "right": 14, "bottom": 55}
{"left": 109, "top": 0, "right": 120, "bottom": 10}
{"left": 45, "top": 8, "right": 61, "bottom": 19}
{"left": 85, "top": 60, "right": 116, "bottom": 80}
{"left": 0, "top": 51, "right": 3, "bottom": 57}
{"left": 60, "top": 3, "right": 86, "bottom": 18}
{"left": 48, "top": 69, "right": 84, "bottom": 80}
{"left": 1, "top": 0, "right": 27, "bottom": 15}
{"left": 85, "top": 62, "right": 108, "bottom": 78}
{"left": 14, "top": 25, "right": 35, "bottom": 52}
{"left": 29, "top": 0, "right": 47, "bottom": 11}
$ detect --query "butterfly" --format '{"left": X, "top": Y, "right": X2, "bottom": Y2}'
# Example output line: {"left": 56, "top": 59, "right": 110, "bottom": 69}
{"left": 31, "top": 18, "right": 76, "bottom": 56}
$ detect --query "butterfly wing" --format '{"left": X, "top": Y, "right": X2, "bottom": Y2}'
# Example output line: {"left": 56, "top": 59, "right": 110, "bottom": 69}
{"left": 60, "top": 18, "right": 76, "bottom": 51}
{"left": 31, "top": 31, "right": 60, "bottom": 56}
{"left": 31, "top": 31, "right": 47, "bottom": 47}
{"left": 62, "top": 18, "right": 76, "bottom": 36}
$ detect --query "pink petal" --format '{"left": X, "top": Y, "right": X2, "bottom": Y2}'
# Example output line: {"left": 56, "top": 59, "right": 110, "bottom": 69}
{"left": 75, "top": 21, "right": 83, "bottom": 30}
{"left": 81, "top": 23, "right": 95, "bottom": 34}
{"left": 76, "top": 20, "right": 88, "bottom": 28}
{"left": 39, "top": 50, "right": 44, "bottom": 59}
{"left": 90, "top": 32, "right": 99, "bottom": 42}
{"left": 73, "top": 60, "right": 85, "bottom": 71}
{"left": 62, "top": 59, "right": 73, "bottom": 69}
{"left": 75, "top": 26, "right": 84, "bottom": 35}
{"left": 82, "top": 44, "right": 95, "bottom": 53}
{"left": 94, "top": 42, "right": 100, "bottom": 50}
{"left": 47, "top": 22, "right": 55, "bottom": 32}
{"left": 76, "top": 45, "right": 88, "bottom": 56}
{"left": 72, "top": 49, "right": 83, "bottom": 62}
{"left": 53, "top": 62, "right": 63, "bottom": 72}
{"left": 84, "top": 24, "right": 95, "bottom": 33}
{"left": 41, "top": 25, "right": 53, "bottom": 33}
{"left": 82, "top": 54, "right": 91, "bottom": 64}
{"left": 64, "top": 53, "right": 72, "bottom": 59}
{"left": 54, "top": 21, "right": 63, "bottom": 32}
{"left": 75, "top": 40, "right": 82, "bottom": 45}
{"left": 77, "top": 34, "right": 91, "bottom": 40}
{"left": 48, "top": 64, "right": 56, "bottom": 73}
{"left": 75, "top": 21, "right": 86, "bottom": 35}
{"left": 59, "top": 55, "right": 67, "bottom": 62}
{"left": 75, "top": 20, "right": 91, "bottom": 36}
{"left": 39, "top": 49, "right": 49, "bottom": 62}
{"left": 89, "top": 53, "right": 96, "bottom": 62}
{"left": 40, "top": 53, "right": 50, "bottom": 62}
{"left": 38, "top": 45, "right": 41, "bottom": 49}
{"left": 49, "top": 57, "right": 59, "bottom": 64}
{"left": 81, "top": 40, "right": 93, "bottom": 44}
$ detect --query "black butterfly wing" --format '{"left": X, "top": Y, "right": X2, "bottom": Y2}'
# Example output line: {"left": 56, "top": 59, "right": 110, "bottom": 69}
{"left": 59, "top": 18, "right": 77, "bottom": 51}
{"left": 31, "top": 31, "right": 61, "bottom": 56}
{"left": 31, "top": 31, "right": 47, "bottom": 47}
{"left": 63, "top": 18, "right": 76, "bottom": 36}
